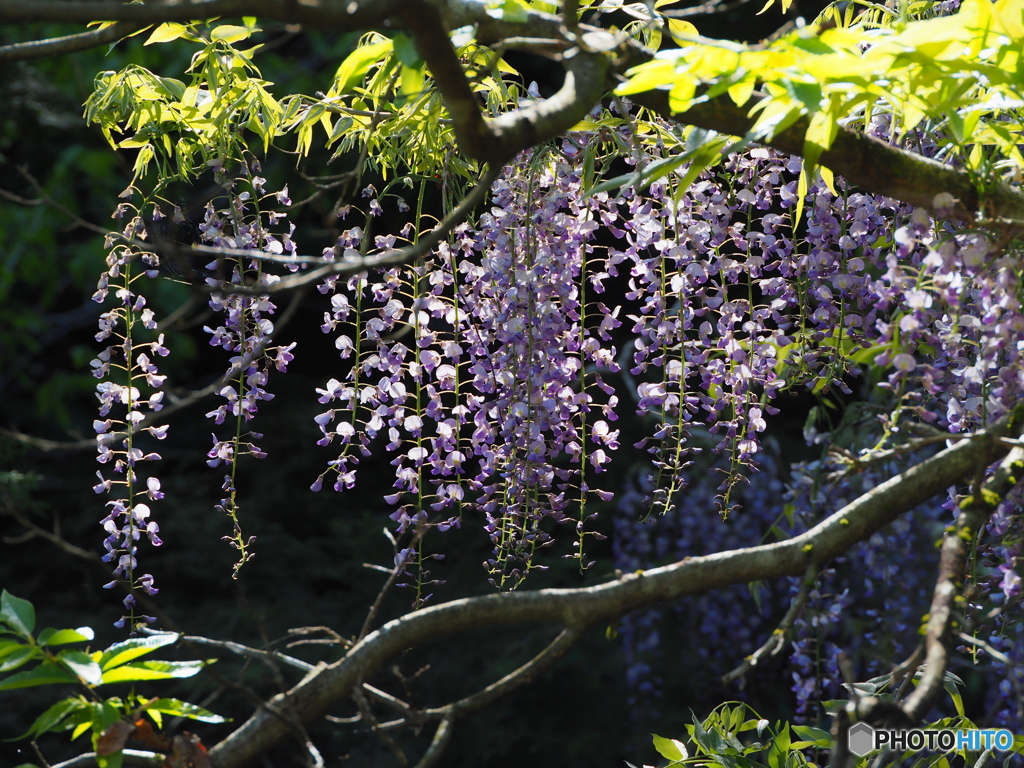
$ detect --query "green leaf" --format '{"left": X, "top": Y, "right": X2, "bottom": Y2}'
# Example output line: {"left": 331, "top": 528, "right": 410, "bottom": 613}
{"left": 91, "top": 701, "right": 125, "bottom": 768}
{"left": 0, "top": 661, "right": 77, "bottom": 690}
{"left": 98, "top": 632, "right": 178, "bottom": 671}
{"left": 399, "top": 63, "right": 426, "bottom": 102}
{"left": 101, "top": 658, "right": 211, "bottom": 684}
{"left": 653, "top": 733, "right": 689, "bottom": 762}
{"left": 57, "top": 650, "right": 103, "bottom": 686}
{"left": 691, "top": 714, "right": 716, "bottom": 752}
{"left": 1, "top": 591, "right": 36, "bottom": 637}
{"left": 943, "top": 678, "right": 965, "bottom": 716}
{"left": 0, "top": 644, "right": 36, "bottom": 673}
{"left": 0, "top": 638, "right": 26, "bottom": 658}
{"left": 37, "top": 627, "right": 95, "bottom": 647}
{"left": 144, "top": 22, "right": 187, "bottom": 45}
{"left": 585, "top": 138, "right": 720, "bottom": 198}
{"left": 333, "top": 40, "right": 393, "bottom": 95}
{"left": 392, "top": 33, "right": 423, "bottom": 68}
{"left": 791, "top": 725, "right": 832, "bottom": 749}
{"left": 766, "top": 723, "right": 790, "bottom": 768}
{"left": 141, "top": 697, "right": 228, "bottom": 724}
{"left": 18, "top": 696, "right": 89, "bottom": 739}
{"left": 210, "top": 25, "right": 253, "bottom": 44}
{"left": 485, "top": 0, "right": 531, "bottom": 21}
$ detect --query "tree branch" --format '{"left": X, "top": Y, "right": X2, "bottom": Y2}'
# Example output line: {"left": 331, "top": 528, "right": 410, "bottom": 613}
{"left": 0, "top": 1, "right": 399, "bottom": 28}
{"left": 207, "top": 412, "right": 1024, "bottom": 768}
{"left": 721, "top": 562, "right": 816, "bottom": 685}
{"left": 0, "top": 21, "right": 141, "bottom": 63}
{"left": 903, "top": 430, "right": 1024, "bottom": 722}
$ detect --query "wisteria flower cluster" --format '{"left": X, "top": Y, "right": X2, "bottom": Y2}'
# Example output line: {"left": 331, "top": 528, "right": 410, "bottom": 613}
{"left": 314, "top": 148, "right": 624, "bottom": 590}
{"left": 198, "top": 164, "right": 298, "bottom": 576}
{"left": 91, "top": 209, "right": 169, "bottom": 629}
{"left": 92, "top": 163, "right": 300, "bottom": 623}
{"left": 605, "top": 123, "right": 1024, "bottom": 725}
{"left": 90, "top": 100, "right": 1023, "bottom": 726}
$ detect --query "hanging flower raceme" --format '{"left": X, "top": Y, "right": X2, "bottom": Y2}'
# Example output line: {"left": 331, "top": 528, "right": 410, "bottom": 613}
{"left": 314, "top": 149, "right": 622, "bottom": 590}
{"left": 200, "top": 163, "right": 299, "bottom": 576}
{"left": 91, "top": 206, "right": 168, "bottom": 628}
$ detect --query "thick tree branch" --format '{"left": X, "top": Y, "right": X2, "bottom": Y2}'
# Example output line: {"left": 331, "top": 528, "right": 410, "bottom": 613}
{"left": 207, "top": 413, "right": 1024, "bottom": 768}
{"left": 629, "top": 90, "right": 1024, "bottom": 223}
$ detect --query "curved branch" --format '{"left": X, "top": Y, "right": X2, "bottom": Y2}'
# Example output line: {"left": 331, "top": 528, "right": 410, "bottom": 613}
{"left": 207, "top": 412, "right": 1024, "bottom": 768}
{"left": 139, "top": 629, "right": 315, "bottom": 673}
{"left": 903, "top": 434, "right": 1024, "bottom": 722}
{"left": 213, "top": 162, "right": 502, "bottom": 294}
{"left": 415, "top": 716, "right": 454, "bottom": 768}
{"left": 721, "top": 562, "right": 816, "bottom": 685}
{"left": 422, "top": 625, "right": 586, "bottom": 720}
{"left": 5, "top": 0, "right": 1015, "bottom": 222}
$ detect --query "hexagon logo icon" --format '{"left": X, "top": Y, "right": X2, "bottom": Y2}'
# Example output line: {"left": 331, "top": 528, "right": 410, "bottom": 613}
{"left": 848, "top": 722, "right": 875, "bottom": 756}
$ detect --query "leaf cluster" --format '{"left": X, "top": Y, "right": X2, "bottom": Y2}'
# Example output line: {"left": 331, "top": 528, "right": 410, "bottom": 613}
{"left": 0, "top": 591, "right": 223, "bottom": 768}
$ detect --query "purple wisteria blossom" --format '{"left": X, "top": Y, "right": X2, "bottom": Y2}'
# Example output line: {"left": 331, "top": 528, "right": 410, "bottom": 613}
{"left": 199, "top": 164, "right": 300, "bottom": 576}
{"left": 92, "top": 213, "right": 168, "bottom": 628}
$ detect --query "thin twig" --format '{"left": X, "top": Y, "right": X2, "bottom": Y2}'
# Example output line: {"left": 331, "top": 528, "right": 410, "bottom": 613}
{"left": 137, "top": 628, "right": 314, "bottom": 673}
{"left": 49, "top": 750, "right": 163, "bottom": 768}
{"left": 415, "top": 717, "right": 454, "bottom": 768}
{"left": 721, "top": 561, "right": 817, "bottom": 684}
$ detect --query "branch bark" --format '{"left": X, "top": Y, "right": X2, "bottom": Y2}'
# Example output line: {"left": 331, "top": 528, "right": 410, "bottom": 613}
{"left": 0, "top": 21, "right": 141, "bottom": 63}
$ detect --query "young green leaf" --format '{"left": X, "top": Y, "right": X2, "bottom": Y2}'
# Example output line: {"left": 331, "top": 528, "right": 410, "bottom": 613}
{"left": 210, "top": 25, "right": 254, "bottom": 44}
{"left": 0, "top": 645, "right": 36, "bottom": 673}
{"left": 142, "top": 697, "right": 228, "bottom": 723}
{"left": 98, "top": 632, "right": 179, "bottom": 671}
{"left": 652, "top": 734, "right": 689, "bottom": 762}
{"left": 145, "top": 23, "right": 188, "bottom": 45}
{"left": 18, "top": 696, "right": 89, "bottom": 739}
{"left": 101, "top": 658, "right": 212, "bottom": 684}
{"left": 0, "top": 661, "right": 77, "bottom": 691}
{"left": 1, "top": 591, "right": 36, "bottom": 637}
{"left": 56, "top": 650, "right": 103, "bottom": 687}
{"left": 333, "top": 40, "right": 394, "bottom": 96}
{"left": 37, "top": 627, "right": 95, "bottom": 647}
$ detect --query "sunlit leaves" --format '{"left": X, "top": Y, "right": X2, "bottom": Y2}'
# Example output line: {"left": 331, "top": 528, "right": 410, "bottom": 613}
{"left": 97, "top": 632, "right": 179, "bottom": 671}
{"left": 332, "top": 38, "right": 394, "bottom": 95}
{"left": 0, "top": 661, "right": 77, "bottom": 691}
{"left": 619, "top": 0, "right": 1024, "bottom": 183}
{"left": 140, "top": 697, "right": 228, "bottom": 725}
{"left": 85, "top": 29, "right": 280, "bottom": 184}
{"left": 0, "top": 593, "right": 221, "bottom": 761}
{"left": 100, "top": 658, "right": 210, "bottom": 684}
